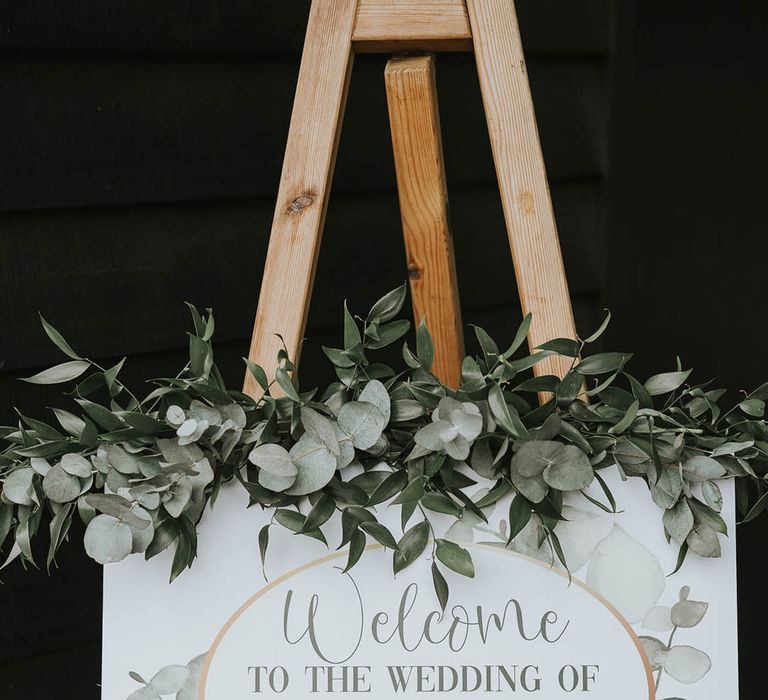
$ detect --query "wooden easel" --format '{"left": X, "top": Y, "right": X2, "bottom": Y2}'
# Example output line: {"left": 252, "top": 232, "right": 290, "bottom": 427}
{"left": 242, "top": 0, "right": 577, "bottom": 397}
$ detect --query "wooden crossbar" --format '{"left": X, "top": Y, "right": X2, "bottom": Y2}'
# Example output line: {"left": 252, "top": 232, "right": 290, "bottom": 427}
{"left": 244, "top": 0, "right": 578, "bottom": 399}
{"left": 353, "top": 0, "right": 472, "bottom": 53}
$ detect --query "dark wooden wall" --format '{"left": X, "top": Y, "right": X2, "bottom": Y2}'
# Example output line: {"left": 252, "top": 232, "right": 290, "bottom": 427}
{"left": 606, "top": 1, "right": 768, "bottom": 693}
{"left": 1, "top": 1, "right": 610, "bottom": 696}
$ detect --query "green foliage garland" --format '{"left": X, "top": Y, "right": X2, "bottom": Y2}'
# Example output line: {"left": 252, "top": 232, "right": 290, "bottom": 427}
{"left": 1, "top": 285, "right": 767, "bottom": 607}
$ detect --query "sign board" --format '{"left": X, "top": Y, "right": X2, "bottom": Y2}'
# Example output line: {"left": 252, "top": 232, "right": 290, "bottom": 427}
{"left": 103, "top": 472, "right": 738, "bottom": 699}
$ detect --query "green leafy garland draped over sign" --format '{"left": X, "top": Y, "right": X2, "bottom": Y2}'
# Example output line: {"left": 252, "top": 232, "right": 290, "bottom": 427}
{"left": 1, "top": 285, "right": 767, "bottom": 607}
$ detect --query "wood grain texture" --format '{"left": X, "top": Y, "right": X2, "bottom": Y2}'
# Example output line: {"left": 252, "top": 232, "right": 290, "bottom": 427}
{"left": 0, "top": 181, "right": 601, "bottom": 373}
{"left": 243, "top": 0, "right": 357, "bottom": 398}
{"left": 385, "top": 55, "right": 464, "bottom": 387}
{"left": 0, "top": 54, "right": 607, "bottom": 212}
{"left": 353, "top": 0, "right": 472, "bottom": 52}
{"left": 467, "top": 0, "right": 578, "bottom": 379}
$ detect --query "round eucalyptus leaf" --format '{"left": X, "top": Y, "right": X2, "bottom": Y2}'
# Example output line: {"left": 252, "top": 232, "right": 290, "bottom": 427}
{"left": 78, "top": 473, "right": 94, "bottom": 497}
{"left": 177, "top": 419, "right": 197, "bottom": 438}
{"left": 511, "top": 441, "right": 553, "bottom": 477}
{"left": 510, "top": 471, "right": 548, "bottom": 503}
{"left": 258, "top": 469, "right": 296, "bottom": 493}
{"left": 338, "top": 401, "right": 386, "bottom": 450}
{"left": 248, "top": 443, "right": 296, "bottom": 477}
{"left": 43, "top": 464, "right": 82, "bottom": 503}
{"left": 333, "top": 424, "right": 356, "bottom": 469}
{"left": 129, "top": 506, "right": 155, "bottom": 554}
{"left": 138, "top": 491, "right": 161, "bottom": 511}
{"left": 30, "top": 458, "right": 52, "bottom": 476}
{"left": 189, "top": 457, "right": 214, "bottom": 501}
{"left": 106, "top": 468, "right": 131, "bottom": 493}
{"left": 433, "top": 397, "right": 464, "bottom": 421}
{"left": 359, "top": 380, "right": 391, "bottom": 423}
{"left": 470, "top": 439, "right": 499, "bottom": 480}
{"left": 447, "top": 406, "right": 483, "bottom": 442}
{"left": 2, "top": 467, "right": 35, "bottom": 506}
{"left": 106, "top": 444, "right": 143, "bottom": 475}
{"left": 61, "top": 453, "right": 92, "bottom": 478}
{"left": 414, "top": 421, "right": 450, "bottom": 452}
{"left": 188, "top": 400, "right": 222, "bottom": 427}
{"left": 300, "top": 407, "right": 340, "bottom": 456}
{"left": 165, "top": 405, "right": 186, "bottom": 427}
{"left": 84, "top": 514, "right": 133, "bottom": 564}
{"left": 443, "top": 434, "right": 471, "bottom": 461}
{"left": 285, "top": 436, "right": 337, "bottom": 496}
{"left": 541, "top": 445, "right": 594, "bottom": 491}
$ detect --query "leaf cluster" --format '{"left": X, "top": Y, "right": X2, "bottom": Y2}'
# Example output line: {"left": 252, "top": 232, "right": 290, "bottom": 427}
{"left": 2, "top": 286, "right": 766, "bottom": 608}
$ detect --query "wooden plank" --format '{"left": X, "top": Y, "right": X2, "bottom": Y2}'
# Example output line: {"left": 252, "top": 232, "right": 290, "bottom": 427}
{"left": 0, "top": 642, "right": 101, "bottom": 698}
{"left": 0, "top": 181, "right": 602, "bottom": 372}
{"left": 353, "top": 0, "right": 472, "bottom": 53}
{"left": 467, "top": 0, "right": 578, "bottom": 380}
{"left": 242, "top": 0, "right": 357, "bottom": 397}
{"left": 0, "top": 54, "right": 606, "bottom": 213}
{"left": 0, "top": 0, "right": 612, "bottom": 56}
{"left": 385, "top": 55, "right": 464, "bottom": 387}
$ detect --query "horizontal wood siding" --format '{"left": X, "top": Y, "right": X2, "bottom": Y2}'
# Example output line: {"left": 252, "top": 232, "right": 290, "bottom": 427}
{"left": 0, "top": 55, "right": 607, "bottom": 211}
{"left": 0, "top": 0, "right": 612, "bottom": 55}
{"left": 0, "top": 181, "right": 602, "bottom": 371}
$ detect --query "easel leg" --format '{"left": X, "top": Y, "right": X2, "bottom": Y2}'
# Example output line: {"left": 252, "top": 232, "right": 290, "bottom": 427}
{"left": 243, "top": 1, "right": 358, "bottom": 398}
{"left": 467, "top": 0, "right": 578, "bottom": 380}
{"left": 385, "top": 54, "right": 464, "bottom": 388}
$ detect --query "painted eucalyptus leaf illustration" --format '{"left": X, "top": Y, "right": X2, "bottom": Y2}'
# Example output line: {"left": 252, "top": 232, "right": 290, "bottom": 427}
{"left": 664, "top": 645, "right": 712, "bottom": 684}
{"left": 640, "top": 586, "right": 711, "bottom": 693}
{"left": 643, "top": 605, "right": 674, "bottom": 633}
{"left": 445, "top": 488, "right": 494, "bottom": 543}
{"left": 127, "top": 654, "right": 206, "bottom": 700}
{"left": 587, "top": 525, "right": 665, "bottom": 623}
{"left": 640, "top": 635, "right": 668, "bottom": 669}
{"left": 506, "top": 505, "right": 613, "bottom": 573}
{"left": 175, "top": 654, "right": 207, "bottom": 700}
{"left": 671, "top": 598, "right": 708, "bottom": 628}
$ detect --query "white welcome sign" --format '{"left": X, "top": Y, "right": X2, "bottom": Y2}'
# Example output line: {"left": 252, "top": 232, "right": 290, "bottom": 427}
{"left": 103, "top": 472, "right": 738, "bottom": 699}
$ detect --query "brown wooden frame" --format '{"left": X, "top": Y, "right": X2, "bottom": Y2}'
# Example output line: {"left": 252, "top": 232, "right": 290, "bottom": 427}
{"left": 243, "top": 0, "right": 578, "bottom": 397}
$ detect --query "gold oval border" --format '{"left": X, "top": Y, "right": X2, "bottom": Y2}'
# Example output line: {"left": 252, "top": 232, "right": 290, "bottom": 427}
{"left": 198, "top": 544, "right": 655, "bottom": 699}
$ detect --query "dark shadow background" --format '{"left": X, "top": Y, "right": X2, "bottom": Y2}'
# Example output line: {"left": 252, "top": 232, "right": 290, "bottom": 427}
{"left": 0, "top": 1, "right": 765, "bottom": 696}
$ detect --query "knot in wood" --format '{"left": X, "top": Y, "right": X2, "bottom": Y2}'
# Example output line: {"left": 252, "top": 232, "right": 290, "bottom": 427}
{"left": 289, "top": 194, "right": 314, "bottom": 213}
{"left": 407, "top": 263, "right": 421, "bottom": 280}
